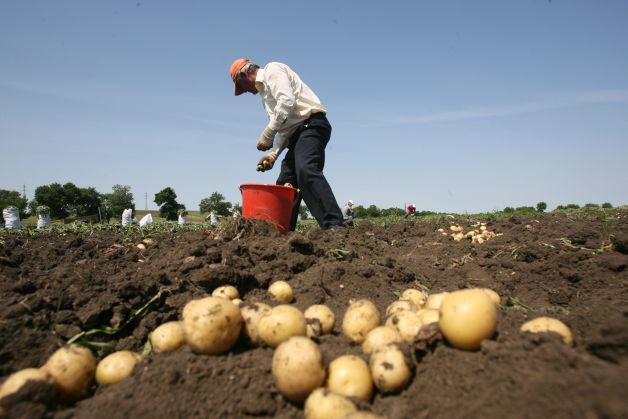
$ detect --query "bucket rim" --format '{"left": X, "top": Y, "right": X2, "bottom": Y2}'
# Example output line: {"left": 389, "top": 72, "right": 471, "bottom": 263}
{"left": 239, "top": 183, "right": 296, "bottom": 191}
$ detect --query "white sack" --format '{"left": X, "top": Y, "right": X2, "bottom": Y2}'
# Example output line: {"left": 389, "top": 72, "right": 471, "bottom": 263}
{"left": 3, "top": 208, "right": 21, "bottom": 230}
{"left": 139, "top": 213, "right": 153, "bottom": 227}
{"left": 122, "top": 208, "right": 133, "bottom": 226}
{"left": 37, "top": 213, "right": 51, "bottom": 228}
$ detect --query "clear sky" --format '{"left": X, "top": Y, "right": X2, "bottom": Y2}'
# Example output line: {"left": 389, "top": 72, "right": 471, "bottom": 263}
{"left": 1, "top": 0, "right": 627, "bottom": 213}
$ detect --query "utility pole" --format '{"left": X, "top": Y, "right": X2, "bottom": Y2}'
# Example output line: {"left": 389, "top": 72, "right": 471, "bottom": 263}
{"left": 145, "top": 192, "right": 148, "bottom": 210}
{"left": 22, "top": 184, "right": 27, "bottom": 199}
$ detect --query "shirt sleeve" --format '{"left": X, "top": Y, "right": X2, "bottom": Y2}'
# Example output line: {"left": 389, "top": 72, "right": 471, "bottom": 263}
{"left": 269, "top": 133, "right": 288, "bottom": 159}
{"left": 265, "top": 64, "right": 296, "bottom": 131}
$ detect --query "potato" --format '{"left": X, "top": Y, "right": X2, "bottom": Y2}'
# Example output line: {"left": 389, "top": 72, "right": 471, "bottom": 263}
{"left": 385, "top": 310, "right": 422, "bottom": 343}
{"left": 342, "top": 299, "right": 381, "bottom": 343}
{"left": 240, "top": 302, "right": 272, "bottom": 346}
{"left": 362, "top": 326, "right": 402, "bottom": 354}
{"left": 0, "top": 368, "right": 54, "bottom": 400}
{"left": 231, "top": 298, "right": 243, "bottom": 307}
{"left": 439, "top": 289, "right": 497, "bottom": 350}
{"left": 345, "top": 412, "right": 387, "bottom": 419}
{"left": 95, "top": 351, "right": 141, "bottom": 385}
{"left": 304, "top": 388, "right": 357, "bottom": 419}
{"left": 399, "top": 289, "right": 428, "bottom": 308}
{"left": 268, "top": 280, "right": 294, "bottom": 303}
{"left": 327, "top": 355, "right": 373, "bottom": 400}
{"left": 182, "top": 296, "right": 243, "bottom": 354}
{"left": 417, "top": 309, "right": 439, "bottom": 326}
{"left": 211, "top": 285, "right": 240, "bottom": 300}
{"left": 520, "top": 317, "right": 573, "bottom": 345}
{"left": 43, "top": 345, "right": 96, "bottom": 402}
{"left": 425, "top": 292, "right": 449, "bottom": 310}
{"left": 369, "top": 344, "right": 412, "bottom": 392}
{"left": 150, "top": 321, "right": 185, "bottom": 353}
{"left": 385, "top": 300, "right": 418, "bottom": 318}
{"left": 479, "top": 288, "right": 501, "bottom": 305}
{"left": 304, "top": 304, "right": 336, "bottom": 335}
{"left": 258, "top": 305, "right": 306, "bottom": 348}
{"left": 272, "top": 336, "right": 325, "bottom": 402}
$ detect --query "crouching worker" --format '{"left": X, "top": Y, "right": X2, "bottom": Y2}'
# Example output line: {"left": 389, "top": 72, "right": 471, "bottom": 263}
{"left": 230, "top": 58, "right": 344, "bottom": 231}
{"left": 404, "top": 204, "right": 416, "bottom": 219}
{"left": 342, "top": 200, "right": 355, "bottom": 225}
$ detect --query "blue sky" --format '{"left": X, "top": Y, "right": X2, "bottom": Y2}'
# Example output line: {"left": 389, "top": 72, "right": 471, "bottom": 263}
{"left": 1, "top": 0, "right": 627, "bottom": 213}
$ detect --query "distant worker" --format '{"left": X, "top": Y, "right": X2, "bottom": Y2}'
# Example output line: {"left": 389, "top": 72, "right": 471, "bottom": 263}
{"left": 229, "top": 58, "right": 344, "bottom": 231}
{"left": 206, "top": 211, "right": 218, "bottom": 225}
{"left": 404, "top": 204, "right": 416, "bottom": 219}
{"left": 342, "top": 200, "right": 355, "bottom": 222}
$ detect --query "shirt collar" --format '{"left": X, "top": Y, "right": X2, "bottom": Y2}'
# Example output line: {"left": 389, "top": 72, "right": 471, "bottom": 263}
{"left": 255, "top": 68, "right": 265, "bottom": 92}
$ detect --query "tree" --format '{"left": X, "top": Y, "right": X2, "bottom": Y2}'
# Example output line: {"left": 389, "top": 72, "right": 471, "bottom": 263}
{"left": 232, "top": 203, "right": 242, "bottom": 215}
{"left": 365, "top": 205, "right": 381, "bottom": 218}
{"left": 199, "top": 192, "right": 232, "bottom": 217}
{"left": 353, "top": 205, "right": 367, "bottom": 218}
{"left": 31, "top": 183, "right": 71, "bottom": 219}
{"left": 0, "top": 189, "right": 28, "bottom": 220}
{"left": 106, "top": 185, "right": 135, "bottom": 219}
{"left": 75, "top": 187, "right": 103, "bottom": 217}
{"left": 602, "top": 202, "right": 613, "bottom": 209}
{"left": 503, "top": 207, "right": 515, "bottom": 213}
{"left": 31, "top": 183, "right": 104, "bottom": 219}
{"left": 536, "top": 202, "right": 547, "bottom": 212}
{"left": 154, "top": 187, "right": 184, "bottom": 221}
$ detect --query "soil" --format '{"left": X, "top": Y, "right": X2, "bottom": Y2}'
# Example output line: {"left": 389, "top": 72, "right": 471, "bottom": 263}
{"left": 1, "top": 211, "right": 627, "bottom": 419}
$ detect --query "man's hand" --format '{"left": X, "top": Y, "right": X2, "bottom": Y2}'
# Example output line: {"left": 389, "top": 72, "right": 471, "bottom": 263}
{"left": 256, "top": 152, "right": 277, "bottom": 172}
{"left": 256, "top": 127, "right": 276, "bottom": 151}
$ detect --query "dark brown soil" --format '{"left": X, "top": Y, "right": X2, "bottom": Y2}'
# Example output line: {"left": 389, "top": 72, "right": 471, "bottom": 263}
{"left": 1, "top": 211, "right": 627, "bottom": 419}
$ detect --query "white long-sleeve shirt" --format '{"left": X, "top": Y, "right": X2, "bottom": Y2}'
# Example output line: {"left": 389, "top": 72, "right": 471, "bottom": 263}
{"left": 255, "top": 62, "right": 326, "bottom": 157}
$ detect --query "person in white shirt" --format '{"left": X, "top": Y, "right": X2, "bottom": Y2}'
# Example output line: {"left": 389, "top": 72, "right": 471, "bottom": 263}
{"left": 342, "top": 200, "right": 355, "bottom": 222}
{"left": 230, "top": 58, "right": 344, "bottom": 231}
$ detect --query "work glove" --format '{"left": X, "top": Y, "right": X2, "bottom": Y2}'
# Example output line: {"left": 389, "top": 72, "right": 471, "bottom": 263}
{"left": 256, "top": 126, "right": 277, "bottom": 151}
{"left": 256, "top": 151, "right": 277, "bottom": 172}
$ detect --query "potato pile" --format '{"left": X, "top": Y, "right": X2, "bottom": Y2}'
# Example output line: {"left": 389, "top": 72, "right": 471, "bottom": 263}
{"left": 0, "top": 277, "right": 574, "bottom": 418}
{"left": 437, "top": 222, "right": 502, "bottom": 243}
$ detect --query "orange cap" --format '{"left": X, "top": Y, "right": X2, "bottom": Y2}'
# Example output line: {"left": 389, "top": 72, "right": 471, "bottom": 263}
{"left": 230, "top": 58, "right": 251, "bottom": 96}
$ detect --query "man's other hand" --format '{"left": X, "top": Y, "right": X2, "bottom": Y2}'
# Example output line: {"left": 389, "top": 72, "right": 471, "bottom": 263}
{"left": 256, "top": 152, "right": 277, "bottom": 172}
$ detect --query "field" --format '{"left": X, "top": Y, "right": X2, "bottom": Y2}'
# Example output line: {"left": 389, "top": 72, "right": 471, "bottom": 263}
{"left": 1, "top": 208, "right": 627, "bottom": 418}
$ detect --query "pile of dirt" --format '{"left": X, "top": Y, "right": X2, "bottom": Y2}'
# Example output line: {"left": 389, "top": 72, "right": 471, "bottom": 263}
{"left": 1, "top": 211, "right": 627, "bottom": 418}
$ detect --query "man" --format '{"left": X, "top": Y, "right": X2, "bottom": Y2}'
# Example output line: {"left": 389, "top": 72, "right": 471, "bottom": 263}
{"left": 342, "top": 199, "right": 355, "bottom": 222}
{"left": 229, "top": 58, "right": 344, "bottom": 231}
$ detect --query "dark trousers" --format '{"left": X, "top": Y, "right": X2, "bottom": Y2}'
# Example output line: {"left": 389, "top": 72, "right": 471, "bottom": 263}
{"left": 276, "top": 113, "right": 344, "bottom": 230}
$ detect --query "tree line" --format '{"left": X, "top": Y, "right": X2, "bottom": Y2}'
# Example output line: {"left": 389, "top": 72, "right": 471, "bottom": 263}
{"left": 1, "top": 185, "right": 617, "bottom": 224}
{"left": 0, "top": 184, "right": 240, "bottom": 223}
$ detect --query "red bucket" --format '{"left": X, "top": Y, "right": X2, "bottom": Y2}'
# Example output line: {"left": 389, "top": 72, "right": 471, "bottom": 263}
{"left": 239, "top": 184, "right": 297, "bottom": 234}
